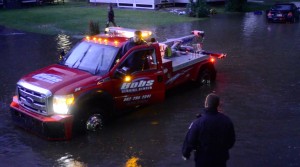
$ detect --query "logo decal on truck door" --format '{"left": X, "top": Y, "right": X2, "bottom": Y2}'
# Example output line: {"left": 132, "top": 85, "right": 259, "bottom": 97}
{"left": 121, "top": 79, "right": 154, "bottom": 93}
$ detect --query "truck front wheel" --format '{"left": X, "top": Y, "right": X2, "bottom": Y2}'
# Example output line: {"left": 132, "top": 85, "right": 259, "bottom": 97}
{"left": 86, "top": 114, "right": 104, "bottom": 131}
{"left": 73, "top": 106, "right": 107, "bottom": 134}
{"left": 84, "top": 106, "right": 108, "bottom": 132}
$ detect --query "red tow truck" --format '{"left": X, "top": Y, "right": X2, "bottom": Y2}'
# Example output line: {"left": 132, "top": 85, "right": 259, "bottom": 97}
{"left": 10, "top": 27, "right": 225, "bottom": 140}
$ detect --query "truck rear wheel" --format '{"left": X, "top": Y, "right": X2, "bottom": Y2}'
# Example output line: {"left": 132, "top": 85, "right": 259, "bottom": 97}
{"left": 194, "top": 67, "right": 216, "bottom": 87}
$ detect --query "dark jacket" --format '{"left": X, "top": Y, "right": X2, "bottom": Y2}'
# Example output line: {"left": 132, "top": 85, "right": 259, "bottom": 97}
{"left": 120, "top": 38, "right": 146, "bottom": 57}
{"left": 120, "top": 39, "right": 148, "bottom": 72}
{"left": 108, "top": 10, "right": 114, "bottom": 21}
{"left": 182, "top": 108, "right": 235, "bottom": 166}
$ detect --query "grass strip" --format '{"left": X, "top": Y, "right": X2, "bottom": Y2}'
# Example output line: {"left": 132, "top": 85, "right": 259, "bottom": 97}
{"left": 0, "top": 2, "right": 201, "bottom": 35}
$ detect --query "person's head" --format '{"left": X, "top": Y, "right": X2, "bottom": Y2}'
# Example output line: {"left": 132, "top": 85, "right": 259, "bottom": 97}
{"left": 204, "top": 93, "right": 220, "bottom": 109}
{"left": 133, "top": 30, "right": 142, "bottom": 43}
{"left": 108, "top": 4, "right": 113, "bottom": 11}
{"left": 150, "top": 37, "right": 156, "bottom": 43}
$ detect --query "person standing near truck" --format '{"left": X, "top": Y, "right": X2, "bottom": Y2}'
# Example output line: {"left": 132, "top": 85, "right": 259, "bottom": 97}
{"left": 119, "top": 30, "right": 148, "bottom": 72}
{"left": 106, "top": 4, "right": 117, "bottom": 27}
{"left": 182, "top": 93, "right": 235, "bottom": 167}
{"left": 120, "top": 30, "right": 146, "bottom": 57}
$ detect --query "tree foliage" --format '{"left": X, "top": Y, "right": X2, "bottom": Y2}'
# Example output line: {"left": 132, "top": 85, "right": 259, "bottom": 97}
{"left": 225, "top": 0, "right": 247, "bottom": 12}
{"left": 88, "top": 20, "right": 100, "bottom": 36}
{"left": 186, "top": 0, "right": 210, "bottom": 18}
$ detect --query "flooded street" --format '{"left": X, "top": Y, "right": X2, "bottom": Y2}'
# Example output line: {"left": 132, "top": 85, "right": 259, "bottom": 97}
{"left": 1, "top": 12, "right": 300, "bottom": 167}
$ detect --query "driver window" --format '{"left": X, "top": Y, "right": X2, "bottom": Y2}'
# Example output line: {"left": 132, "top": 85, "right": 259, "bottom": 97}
{"left": 119, "top": 48, "right": 157, "bottom": 73}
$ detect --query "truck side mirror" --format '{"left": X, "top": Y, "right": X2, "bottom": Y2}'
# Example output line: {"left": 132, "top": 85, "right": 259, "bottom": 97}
{"left": 115, "top": 67, "right": 130, "bottom": 79}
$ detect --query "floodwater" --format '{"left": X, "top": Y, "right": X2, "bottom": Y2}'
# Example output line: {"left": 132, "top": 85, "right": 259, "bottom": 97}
{"left": 1, "top": 12, "right": 300, "bottom": 167}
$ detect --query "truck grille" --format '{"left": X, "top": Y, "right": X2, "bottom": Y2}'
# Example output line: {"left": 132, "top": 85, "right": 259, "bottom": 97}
{"left": 17, "top": 81, "right": 52, "bottom": 116}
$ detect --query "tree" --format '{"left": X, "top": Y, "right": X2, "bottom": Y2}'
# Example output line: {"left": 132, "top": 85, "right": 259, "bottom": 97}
{"left": 186, "top": 0, "right": 210, "bottom": 18}
{"left": 88, "top": 20, "right": 100, "bottom": 36}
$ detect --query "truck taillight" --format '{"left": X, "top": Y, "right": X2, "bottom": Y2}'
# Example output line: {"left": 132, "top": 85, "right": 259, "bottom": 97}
{"left": 210, "top": 57, "right": 215, "bottom": 63}
{"left": 202, "top": 51, "right": 226, "bottom": 59}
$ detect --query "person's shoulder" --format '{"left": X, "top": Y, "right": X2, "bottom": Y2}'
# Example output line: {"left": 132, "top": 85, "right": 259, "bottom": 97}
{"left": 219, "top": 112, "right": 231, "bottom": 118}
{"left": 124, "top": 38, "right": 133, "bottom": 44}
{"left": 218, "top": 112, "right": 234, "bottom": 124}
{"left": 191, "top": 116, "right": 204, "bottom": 126}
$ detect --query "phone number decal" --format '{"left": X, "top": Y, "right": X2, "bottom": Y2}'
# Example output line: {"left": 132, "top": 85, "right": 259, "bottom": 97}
{"left": 123, "top": 94, "right": 152, "bottom": 102}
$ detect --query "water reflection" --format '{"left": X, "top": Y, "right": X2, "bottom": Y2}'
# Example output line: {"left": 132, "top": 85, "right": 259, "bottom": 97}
{"left": 242, "top": 13, "right": 259, "bottom": 38}
{"left": 57, "top": 153, "right": 87, "bottom": 167}
{"left": 151, "top": 22, "right": 195, "bottom": 42}
{"left": 56, "top": 33, "right": 73, "bottom": 54}
{"left": 125, "top": 156, "right": 141, "bottom": 167}
{"left": 55, "top": 151, "right": 142, "bottom": 167}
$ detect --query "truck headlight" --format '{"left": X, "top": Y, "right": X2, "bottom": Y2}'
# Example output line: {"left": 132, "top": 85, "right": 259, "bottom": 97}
{"left": 53, "top": 94, "right": 74, "bottom": 114}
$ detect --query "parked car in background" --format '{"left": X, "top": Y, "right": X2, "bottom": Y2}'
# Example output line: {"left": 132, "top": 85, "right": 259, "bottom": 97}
{"left": 266, "top": 3, "right": 300, "bottom": 23}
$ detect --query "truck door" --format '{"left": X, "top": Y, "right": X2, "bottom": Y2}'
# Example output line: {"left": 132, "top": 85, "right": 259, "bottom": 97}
{"left": 112, "top": 46, "right": 165, "bottom": 109}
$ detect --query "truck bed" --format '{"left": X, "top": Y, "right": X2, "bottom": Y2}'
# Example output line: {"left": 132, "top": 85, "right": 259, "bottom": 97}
{"left": 162, "top": 52, "right": 209, "bottom": 72}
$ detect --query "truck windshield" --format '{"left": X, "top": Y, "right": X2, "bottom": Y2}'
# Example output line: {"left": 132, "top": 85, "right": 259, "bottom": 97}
{"left": 63, "top": 41, "right": 118, "bottom": 75}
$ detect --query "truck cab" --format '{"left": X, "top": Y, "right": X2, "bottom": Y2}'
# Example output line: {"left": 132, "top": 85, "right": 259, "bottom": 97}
{"left": 10, "top": 27, "right": 224, "bottom": 140}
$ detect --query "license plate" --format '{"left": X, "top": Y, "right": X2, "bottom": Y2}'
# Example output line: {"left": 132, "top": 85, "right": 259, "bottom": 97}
{"left": 277, "top": 14, "right": 283, "bottom": 17}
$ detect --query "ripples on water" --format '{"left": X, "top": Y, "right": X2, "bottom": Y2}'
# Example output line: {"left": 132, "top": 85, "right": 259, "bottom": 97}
{"left": 56, "top": 153, "right": 88, "bottom": 167}
{"left": 56, "top": 33, "right": 73, "bottom": 54}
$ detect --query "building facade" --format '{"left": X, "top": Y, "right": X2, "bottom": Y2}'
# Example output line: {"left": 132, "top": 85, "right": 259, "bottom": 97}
{"left": 89, "top": 0, "right": 195, "bottom": 9}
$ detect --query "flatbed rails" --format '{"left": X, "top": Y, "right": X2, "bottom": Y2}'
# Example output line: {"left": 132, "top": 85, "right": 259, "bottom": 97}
{"left": 162, "top": 52, "right": 209, "bottom": 72}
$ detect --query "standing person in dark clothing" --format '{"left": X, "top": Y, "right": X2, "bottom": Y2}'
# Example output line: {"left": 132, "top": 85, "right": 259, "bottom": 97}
{"left": 182, "top": 93, "right": 235, "bottom": 167}
{"left": 106, "top": 4, "right": 117, "bottom": 27}
{"left": 120, "top": 30, "right": 146, "bottom": 57}
{"left": 119, "top": 30, "right": 148, "bottom": 73}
